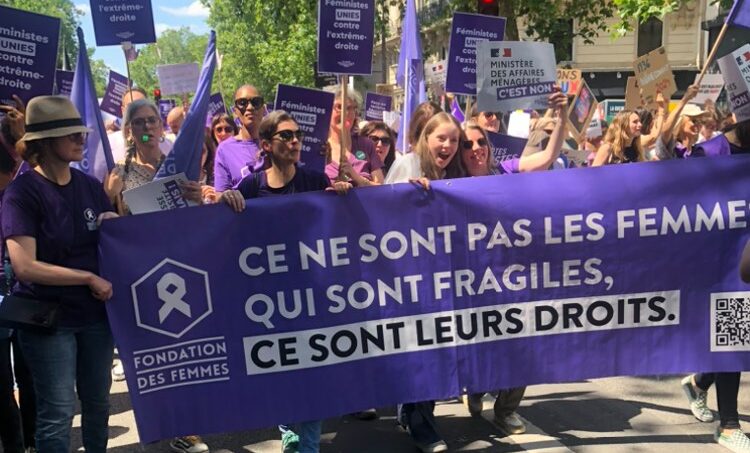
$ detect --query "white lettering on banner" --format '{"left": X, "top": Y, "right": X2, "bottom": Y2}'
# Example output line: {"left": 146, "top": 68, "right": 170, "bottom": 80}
{"left": 335, "top": 9, "right": 361, "bottom": 22}
{"left": 242, "top": 291, "right": 680, "bottom": 374}
{"left": 0, "top": 37, "right": 35, "bottom": 57}
{"left": 292, "top": 112, "right": 317, "bottom": 126}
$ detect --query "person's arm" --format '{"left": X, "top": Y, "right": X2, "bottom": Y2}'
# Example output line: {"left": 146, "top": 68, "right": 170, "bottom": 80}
{"left": 518, "top": 91, "right": 568, "bottom": 172}
{"left": 6, "top": 236, "right": 112, "bottom": 300}
{"left": 659, "top": 84, "right": 699, "bottom": 145}
{"left": 592, "top": 143, "right": 612, "bottom": 167}
{"left": 212, "top": 149, "right": 231, "bottom": 191}
{"left": 740, "top": 240, "right": 750, "bottom": 283}
{"left": 641, "top": 92, "right": 667, "bottom": 149}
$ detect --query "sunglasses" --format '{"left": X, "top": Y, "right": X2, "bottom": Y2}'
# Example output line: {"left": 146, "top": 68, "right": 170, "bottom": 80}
{"left": 368, "top": 135, "right": 391, "bottom": 145}
{"left": 65, "top": 132, "right": 87, "bottom": 144}
{"left": 234, "top": 96, "right": 265, "bottom": 111}
{"left": 462, "top": 138, "right": 488, "bottom": 149}
{"left": 272, "top": 129, "right": 304, "bottom": 142}
{"left": 131, "top": 116, "right": 160, "bottom": 129}
{"left": 482, "top": 112, "right": 497, "bottom": 119}
{"left": 214, "top": 126, "right": 233, "bottom": 133}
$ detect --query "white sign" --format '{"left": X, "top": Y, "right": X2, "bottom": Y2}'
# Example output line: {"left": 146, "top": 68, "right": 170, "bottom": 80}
{"left": 587, "top": 117, "right": 603, "bottom": 139}
{"left": 156, "top": 63, "right": 200, "bottom": 95}
{"left": 122, "top": 173, "right": 198, "bottom": 215}
{"left": 425, "top": 59, "right": 447, "bottom": 86}
{"left": 507, "top": 111, "right": 531, "bottom": 139}
{"left": 691, "top": 73, "right": 725, "bottom": 105}
{"left": 476, "top": 42, "right": 557, "bottom": 112}
{"left": 717, "top": 44, "right": 750, "bottom": 123}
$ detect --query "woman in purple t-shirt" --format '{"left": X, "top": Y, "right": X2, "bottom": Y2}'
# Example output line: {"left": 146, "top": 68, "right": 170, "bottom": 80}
{"left": 1, "top": 96, "right": 117, "bottom": 453}
{"left": 323, "top": 86, "right": 384, "bottom": 187}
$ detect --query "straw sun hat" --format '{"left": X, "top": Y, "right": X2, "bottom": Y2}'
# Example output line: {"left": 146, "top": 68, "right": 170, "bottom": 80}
{"left": 20, "top": 95, "right": 90, "bottom": 142}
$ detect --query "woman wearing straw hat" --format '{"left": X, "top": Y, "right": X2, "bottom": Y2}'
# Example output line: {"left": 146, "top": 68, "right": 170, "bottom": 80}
{"left": 1, "top": 96, "right": 118, "bottom": 453}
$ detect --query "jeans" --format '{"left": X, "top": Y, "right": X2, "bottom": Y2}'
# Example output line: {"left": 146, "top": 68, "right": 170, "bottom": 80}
{"left": 695, "top": 372, "right": 741, "bottom": 429}
{"left": 398, "top": 401, "right": 442, "bottom": 446}
{"left": 470, "top": 386, "right": 526, "bottom": 418}
{"left": 0, "top": 329, "right": 35, "bottom": 453}
{"left": 279, "top": 421, "right": 322, "bottom": 453}
{"left": 19, "top": 321, "right": 114, "bottom": 453}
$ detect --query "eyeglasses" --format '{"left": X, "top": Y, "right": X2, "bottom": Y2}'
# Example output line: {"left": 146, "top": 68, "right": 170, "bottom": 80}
{"left": 368, "top": 135, "right": 391, "bottom": 145}
{"left": 333, "top": 103, "right": 356, "bottom": 112}
{"left": 214, "top": 126, "right": 233, "bottom": 133}
{"left": 462, "top": 138, "right": 488, "bottom": 149}
{"left": 65, "top": 132, "right": 87, "bottom": 144}
{"left": 272, "top": 129, "right": 304, "bottom": 142}
{"left": 130, "top": 116, "right": 160, "bottom": 129}
{"left": 234, "top": 96, "right": 265, "bottom": 111}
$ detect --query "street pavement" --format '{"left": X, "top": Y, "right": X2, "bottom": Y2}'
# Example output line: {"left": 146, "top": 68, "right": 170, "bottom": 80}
{"left": 56, "top": 374, "right": 750, "bottom": 452}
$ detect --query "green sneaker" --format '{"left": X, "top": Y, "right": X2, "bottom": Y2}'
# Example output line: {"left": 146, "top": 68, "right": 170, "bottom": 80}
{"left": 281, "top": 430, "right": 300, "bottom": 453}
{"left": 716, "top": 428, "right": 750, "bottom": 453}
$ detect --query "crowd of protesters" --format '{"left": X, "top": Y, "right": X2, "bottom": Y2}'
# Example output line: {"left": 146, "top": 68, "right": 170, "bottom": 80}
{"left": 0, "top": 67, "right": 748, "bottom": 453}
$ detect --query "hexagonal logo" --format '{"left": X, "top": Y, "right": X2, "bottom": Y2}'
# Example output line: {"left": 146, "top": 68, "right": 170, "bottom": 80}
{"left": 131, "top": 258, "right": 213, "bottom": 339}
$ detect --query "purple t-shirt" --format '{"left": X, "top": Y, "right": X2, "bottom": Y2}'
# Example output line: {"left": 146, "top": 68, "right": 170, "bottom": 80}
{"left": 213, "top": 136, "right": 262, "bottom": 191}
{"left": 496, "top": 157, "right": 520, "bottom": 175}
{"left": 237, "top": 166, "right": 330, "bottom": 198}
{"left": 325, "top": 134, "right": 383, "bottom": 182}
{"left": 1, "top": 169, "right": 114, "bottom": 327}
{"left": 692, "top": 134, "right": 748, "bottom": 157}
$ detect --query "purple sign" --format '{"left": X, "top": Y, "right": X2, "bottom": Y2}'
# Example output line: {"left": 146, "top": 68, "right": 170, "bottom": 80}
{"left": 363, "top": 92, "right": 392, "bottom": 121}
{"left": 0, "top": 6, "right": 61, "bottom": 105}
{"left": 54, "top": 70, "right": 75, "bottom": 97}
{"left": 101, "top": 155, "right": 750, "bottom": 443}
{"left": 486, "top": 130, "right": 527, "bottom": 163}
{"left": 205, "top": 92, "right": 226, "bottom": 127}
{"left": 89, "top": 0, "right": 156, "bottom": 46}
{"left": 317, "top": 0, "right": 375, "bottom": 75}
{"left": 158, "top": 99, "right": 176, "bottom": 130}
{"left": 274, "top": 84, "right": 334, "bottom": 172}
{"left": 445, "top": 12, "right": 506, "bottom": 96}
{"left": 99, "top": 71, "right": 130, "bottom": 118}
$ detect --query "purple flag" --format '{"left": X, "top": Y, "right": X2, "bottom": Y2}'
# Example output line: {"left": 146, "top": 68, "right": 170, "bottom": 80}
{"left": 156, "top": 31, "right": 216, "bottom": 182}
{"left": 396, "top": 0, "right": 426, "bottom": 153}
{"left": 70, "top": 27, "right": 114, "bottom": 182}
{"left": 727, "top": 0, "right": 750, "bottom": 29}
{"left": 451, "top": 98, "right": 465, "bottom": 123}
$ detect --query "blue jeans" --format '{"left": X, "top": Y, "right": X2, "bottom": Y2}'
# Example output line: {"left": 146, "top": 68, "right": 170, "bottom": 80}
{"left": 19, "top": 321, "right": 114, "bottom": 453}
{"left": 398, "top": 401, "right": 442, "bottom": 446}
{"left": 279, "top": 421, "right": 322, "bottom": 453}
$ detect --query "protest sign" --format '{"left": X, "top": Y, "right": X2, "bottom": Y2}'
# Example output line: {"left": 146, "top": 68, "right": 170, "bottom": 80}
{"left": 587, "top": 116, "right": 603, "bottom": 139}
{"left": 445, "top": 12, "right": 506, "bottom": 95}
{"left": 486, "top": 130, "right": 526, "bottom": 163}
{"left": 99, "top": 71, "right": 130, "bottom": 118}
{"left": 476, "top": 41, "right": 557, "bottom": 112}
{"left": 0, "top": 6, "right": 60, "bottom": 105}
{"left": 54, "top": 70, "right": 74, "bottom": 97}
{"left": 717, "top": 44, "right": 750, "bottom": 122}
{"left": 274, "top": 84, "right": 334, "bottom": 172}
{"left": 425, "top": 59, "right": 447, "bottom": 87}
{"left": 157, "top": 63, "right": 200, "bottom": 96}
{"left": 507, "top": 111, "right": 531, "bottom": 139}
{"left": 691, "top": 73, "right": 725, "bottom": 105}
{"left": 633, "top": 47, "right": 676, "bottom": 107}
{"left": 89, "top": 0, "right": 156, "bottom": 46}
{"left": 122, "top": 173, "right": 197, "bottom": 215}
{"left": 567, "top": 80, "right": 598, "bottom": 138}
{"left": 206, "top": 92, "right": 226, "bottom": 126}
{"left": 602, "top": 99, "right": 625, "bottom": 123}
{"left": 158, "top": 99, "right": 176, "bottom": 129}
{"left": 317, "top": 0, "right": 375, "bottom": 75}
{"left": 363, "top": 92, "right": 392, "bottom": 121}
{"left": 383, "top": 110, "right": 400, "bottom": 132}
{"left": 624, "top": 77, "right": 641, "bottom": 110}
{"left": 101, "top": 154, "right": 750, "bottom": 443}
{"left": 557, "top": 68, "right": 582, "bottom": 96}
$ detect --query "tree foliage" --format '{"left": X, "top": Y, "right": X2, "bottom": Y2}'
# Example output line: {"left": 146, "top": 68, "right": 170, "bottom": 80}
{"left": 128, "top": 27, "right": 209, "bottom": 96}
{"left": 613, "top": 0, "right": 734, "bottom": 35}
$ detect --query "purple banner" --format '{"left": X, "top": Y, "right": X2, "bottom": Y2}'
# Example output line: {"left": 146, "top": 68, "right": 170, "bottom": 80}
{"left": 205, "top": 92, "right": 226, "bottom": 127}
{"left": 445, "top": 12, "right": 506, "bottom": 96}
{"left": 0, "top": 6, "right": 61, "bottom": 105}
{"left": 274, "top": 84, "right": 334, "bottom": 172}
{"left": 54, "top": 70, "right": 75, "bottom": 97}
{"left": 158, "top": 99, "right": 176, "bottom": 130}
{"left": 99, "top": 71, "right": 130, "bottom": 118}
{"left": 89, "top": 0, "right": 156, "bottom": 46}
{"left": 101, "top": 155, "right": 750, "bottom": 443}
{"left": 486, "top": 131, "right": 526, "bottom": 163}
{"left": 317, "top": 0, "right": 375, "bottom": 75}
{"left": 363, "top": 92, "right": 392, "bottom": 121}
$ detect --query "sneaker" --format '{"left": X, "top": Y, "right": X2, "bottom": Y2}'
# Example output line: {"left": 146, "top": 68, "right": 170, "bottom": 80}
{"left": 170, "top": 436, "right": 209, "bottom": 453}
{"left": 681, "top": 375, "right": 714, "bottom": 422}
{"left": 281, "top": 430, "right": 300, "bottom": 453}
{"left": 352, "top": 408, "right": 378, "bottom": 420}
{"left": 716, "top": 428, "right": 750, "bottom": 453}
{"left": 112, "top": 360, "right": 126, "bottom": 382}
{"left": 417, "top": 440, "right": 448, "bottom": 453}
{"left": 494, "top": 412, "right": 526, "bottom": 435}
{"left": 464, "top": 394, "right": 484, "bottom": 417}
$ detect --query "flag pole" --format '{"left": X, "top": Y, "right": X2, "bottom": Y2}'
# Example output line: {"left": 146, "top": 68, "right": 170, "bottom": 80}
{"left": 464, "top": 96, "right": 472, "bottom": 123}
{"left": 121, "top": 41, "right": 134, "bottom": 103}
{"left": 338, "top": 74, "right": 349, "bottom": 181}
{"left": 697, "top": 22, "right": 730, "bottom": 85}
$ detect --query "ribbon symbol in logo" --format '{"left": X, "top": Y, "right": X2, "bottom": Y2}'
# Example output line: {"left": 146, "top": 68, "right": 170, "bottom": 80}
{"left": 157, "top": 273, "right": 192, "bottom": 323}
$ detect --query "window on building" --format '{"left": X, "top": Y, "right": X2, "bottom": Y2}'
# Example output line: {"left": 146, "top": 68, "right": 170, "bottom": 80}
{"left": 637, "top": 17, "right": 663, "bottom": 56}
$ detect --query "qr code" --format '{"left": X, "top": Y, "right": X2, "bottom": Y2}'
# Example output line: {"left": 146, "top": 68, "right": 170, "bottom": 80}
{"left": 711, "top": 293, "right": 750, "bottom": 352}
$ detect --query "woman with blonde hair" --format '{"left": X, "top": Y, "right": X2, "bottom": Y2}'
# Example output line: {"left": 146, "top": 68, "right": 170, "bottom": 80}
{"left": 592, "top": 110, "right": 643, "bottom": 166}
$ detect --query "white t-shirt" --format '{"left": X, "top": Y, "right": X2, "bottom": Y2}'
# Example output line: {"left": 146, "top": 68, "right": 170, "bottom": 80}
{"left": 384, "top": 152, "right": 421, "bottom": 184}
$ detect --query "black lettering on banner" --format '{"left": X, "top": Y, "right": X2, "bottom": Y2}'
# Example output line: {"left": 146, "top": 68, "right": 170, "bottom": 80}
{"left": 456, "top": 313, "right": 478, "bottom": 340}
{"left": 563, "top": 303, "right": 584, "bottom": 328}
{"left": 505, "top": 307, "right": 524, "bottom": 334}
{"left": 628, "top": 297, "right": 647, "bottom": 322}
{"left": 278, "top": 337, "right": 299, "bottom": 366}
{"left": 482, "top": 310, "right": 503, "bottom": 336}
{"left": 309, "top": 334, "right": 329, "bottom": 362}
{"left": 587, "top": 300, "right": 614, "bottom": 327}
{"left": 648, "top": 296, "right": 667, "bottom": 322}
{"left": 385, "top": 322, "right": 405, "bottom": 349}
{"left": 250, "top": 340, "right": 276, "bottom": 369}
{"left": 535, "top": 306, "right": 558, "bottom": 331}
{"left": 361, "top": 325, "right": 386, "bottom": 354}
{"left": 416, "top": 320, "right": 433, "bottom": 346}
{"left": 435, "top": 316, "right": 454, "bottom": 344}
{"left": 331, "top": 330, "right": 358, "bottom": 357}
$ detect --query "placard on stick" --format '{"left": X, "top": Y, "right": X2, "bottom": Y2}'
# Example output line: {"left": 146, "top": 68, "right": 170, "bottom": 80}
{"left": 567, "top": 79, "right": 598, "bottom": 138}
{"left": 624, "top": 77, "right": 641, "bottom": 110}
{"left": 156, "top": 63, "right": 200, "bottom": 96}
{"left": 445, "top": 12, "right": 507, "bottom": 95}
{"left": 89, "top": 0, "right": 156, "bottom": 46}
{"left": 557, "top": 69, "right": 582, "bottom": 96}
{"left": 316, "top": 0, "right": 375, "bottom": 75}
{"left": 633, "top": 47, "right": 676, "bottom": 107}
{"left": 717, "top": 44, "right": 750, "bottom": 123}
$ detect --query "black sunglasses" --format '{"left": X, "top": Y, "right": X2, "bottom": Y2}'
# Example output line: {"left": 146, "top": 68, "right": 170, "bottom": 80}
{"left": 273, "top": 129, "right": 304, "bottom": 142}
{"left": 214, "top": 126, "right": 233, "bottom": 133}
{"left": 234, "top": 96, "right": 265, "bottom": 111}
{"left": 482, "top": 112, "right": 497, "bottom": 119}
{"left": 462, "top": 138, "right": 488, "bottom": 149}
{"left": 368, "top": 135, "right": 391, "bottom": 145}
